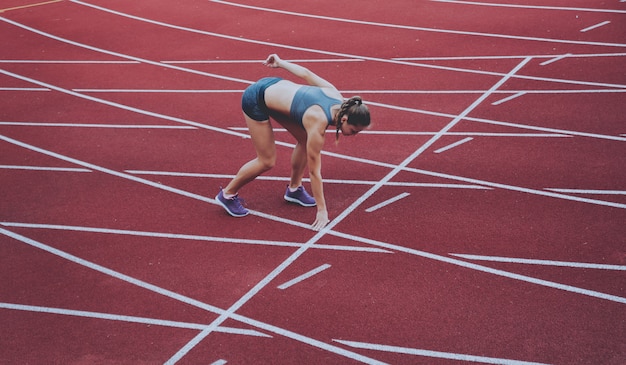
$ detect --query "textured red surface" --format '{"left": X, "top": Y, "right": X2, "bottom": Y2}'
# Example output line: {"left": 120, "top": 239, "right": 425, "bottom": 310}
{"left": 1, "top": 0, "right": 625, "bottom": 364}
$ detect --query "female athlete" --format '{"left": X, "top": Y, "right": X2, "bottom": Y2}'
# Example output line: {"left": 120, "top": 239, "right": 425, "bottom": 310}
{"left": 216, "top": 54, "right": 371, "bottom": 231}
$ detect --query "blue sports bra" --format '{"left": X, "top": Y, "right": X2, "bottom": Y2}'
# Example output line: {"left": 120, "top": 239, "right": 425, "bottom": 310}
{"left": 289, "top": 86, "right": 342, "bottom": 126}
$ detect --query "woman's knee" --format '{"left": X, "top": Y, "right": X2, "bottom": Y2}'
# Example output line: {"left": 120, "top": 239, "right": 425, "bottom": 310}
{"left": 257, "top": 154, "right": 276, "bottom": 170}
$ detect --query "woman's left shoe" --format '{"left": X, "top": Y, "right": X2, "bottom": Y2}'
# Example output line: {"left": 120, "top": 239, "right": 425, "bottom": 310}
{"left": 284, "top": 186, "right": 316, "bottom": 207}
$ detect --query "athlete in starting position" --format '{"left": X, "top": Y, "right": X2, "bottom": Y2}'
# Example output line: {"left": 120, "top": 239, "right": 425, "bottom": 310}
{"left": 216, "top": 54, "right": 371, "bottom": 231}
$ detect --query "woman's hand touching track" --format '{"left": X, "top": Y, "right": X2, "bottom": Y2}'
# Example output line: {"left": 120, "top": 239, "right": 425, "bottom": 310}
{"left": 312, "top": 210, "right": 330, "bottom": 231}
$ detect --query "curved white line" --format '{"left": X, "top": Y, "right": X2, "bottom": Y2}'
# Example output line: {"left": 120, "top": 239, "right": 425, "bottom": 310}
{"left": 209, "top": 0, "right": 626, "bottom": 48}
{"left": 431, "top": 0, "right": 626, "bottom": 14}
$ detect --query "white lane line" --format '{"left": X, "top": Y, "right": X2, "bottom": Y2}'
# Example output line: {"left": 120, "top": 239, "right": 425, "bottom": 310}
{"left": 0, "top": 16, "right": 254, "bottom": 85}
{"left": 73, "top": 89, "right": 244, "bottom": 93}
{"left": 491, "top": 91, "right": 526, "bottom": 105}
{"left": 0, "top": 122, "right": 196, "bottom": 129}
{"left": 165, "top": 29, "right": 532, "bottom": 365}
{"left": 334, "top": 339, "right": 549, "bottom": 365}
{"left": 0, "top": 222, "right": 391, "bottom": 254}
{"left": 15, "top": 86, "right": 625, "bottom": 95}
{"left": 2, "top": 133, "right": 625, "bottom": 315}
{"left": 3, "top": 58, "right": 624, "bottom": 313}
{"left": 126, "top": 170, "right": 491, "bottom": 190}
{"left": 410, "top": 165, "right": 626, "bottom": 209}
{"left": 363, "top": 99, "right": 626, "bottom": 142}
{"left": 229, "top": 127, "right": 570, "bottom": 137}
{"left": 329, "top": 228, "right": 626, "bottom": 305}
{"left": 5, "top": 134, "right": 623, "bottom": 310}
{"left": 5, "top": 12, "right": 626, "bottom": 93}
{"left": 0, "top": 69, "right": 246, "bottom": 139}
{"left": 434, "top": 137, "right": 473, "bottom": 153}
{"left": 396, "top": 52, "right": 626, "bottom": 61}
{"left": 12, "top": 2, "right": 626, "bottom": 94}
{"left": 210, "top": 360, "right": 228, "bottom": 365}
{"left": 0, "top": 87, "right": 49, "bottom": 91}
{"left": 0, "top": 302, "right": 271, "bottom": 337}
{"left": 546, "top": 188, "right": 626, "bottom": 195}
{"left": 0, "top": 165, "right": 91, "bottom": 172}
{"left": 161, "top": 58, "right": 363, "bottom": 64}
{"left": 581, "top": 21, "right": 611, "bottom": 32}
{"left": 277, "top": 264, "right": 332, "bottom": 290}
{"left": 365, "top": 193, "right": 411, "bottom": 213}
{"left": 38, "top": 87, "right": 626, "bottom": 95}
{"left": 450, "top": 254, "right": 626, "bottom": 271}
{"left": 0, "top": 227, "right": 386, "bottom": 364}
{"left": 2, "top": 68, "right": 622, "bottom": 213}
{"left": 431, "top": 0, "right": 626, "bottom": 14}
{"left": 208, "top": 0, "right": 626, "bottom": 48}
{"left": 0, "top": 60, "right": 139, "bottom": 64}
{"left": 540, "top": 53, "right": 572, "bottom": 66}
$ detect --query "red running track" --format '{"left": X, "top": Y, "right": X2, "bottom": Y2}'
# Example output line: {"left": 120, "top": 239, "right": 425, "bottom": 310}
{"left": 1, "top": 0, "right": 625, "bottom": 364}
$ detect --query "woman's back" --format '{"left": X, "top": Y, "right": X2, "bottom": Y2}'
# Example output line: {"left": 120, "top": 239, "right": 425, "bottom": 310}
{"left": 264, "top": 80, "right": 342, "bottom": 125}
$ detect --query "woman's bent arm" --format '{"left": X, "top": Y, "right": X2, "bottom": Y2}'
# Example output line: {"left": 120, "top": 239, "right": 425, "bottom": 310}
{"left": 264, "top": 54, "right": 336, "bottom": 90}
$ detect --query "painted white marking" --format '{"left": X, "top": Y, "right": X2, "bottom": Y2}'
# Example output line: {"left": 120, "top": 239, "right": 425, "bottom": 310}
{"left": 335, "top": 339, "right": 550, "bottom": 365}
{"left": 363, "top": 132, "right": 568, "bottom": 137}
{"left": 451, "top": 254, "right": 626, "bottom": 271}
{"left": 164, "top": 35, "right": 533, "bottom": 365}
{"left": 0, "top": 222, "right": 391, "bottom": 254}
{"left": 0, "top": 227, "right": 386, "bottom": 365}
{"left": 409, "top": 165, "right": 626, "bottom": 209}
{"left": 0, "top": 69, "right": 246, "bottom": 139}
{"left": 161, "top": 58, "right": 363, "bottom": 64}
{"left": 431, "top": 0, "right": 626, "bottom": 14}
{"left": 365, "top": 193, "right": 411, "bottom": 213}
{"left": 210, "top": 360, "right": 228, "bottom": 365}
{"left": 540, "top": 53, "right": 572, "bottom": 66}
{"left": 0, "top": 16, "right": 254, "bottom": 85}
{"left": 229, "top": 127, "right": 570, "bottom": 137}
{"left": 0, "top": 122, "right": 195, "bottom": 129}
{"left": 0, "top": 165, "right": 91, "bottom": 172}
{"left": 4, "top": 133, "right": 622, "bottom": 316}
{"left": 329, "top": 228, "right": 626, "bottom": 304}
{"left": 0, "top": 87, "right": 48, "bottom": 91}
{"left": 1, "top": 68, "right": 623, "bottom": 215}
{"left": 1, "top": 47, "right": 620, "bottom": 362}
{"left": 434, "top": 137, "right": 473, "bottom": 153}
{"left": 0, "top": 302, "right": 270, "bottom": 337}
{"left": 5, "top": 12, "right": 626, "bottom": 92}
{"left": 546, "top": 188, "right": 626, "bottom": 195}
{"left": 73, "top": 89, "right": 243, "bottom": 93}
{"left": 277, "top": 264, "right": 332, "bottom": 290}
{"left": 17, "top": 86, "right": 625, "bottom": 95}
{"left": 0, "top": 60, "right": 138, "bottom": 64}
{"left": 126, "top": 170, "right": 491, "bottom": 189}
{"left": 394, "top": 52, "right": 626, "bottom": 61}
{"left": 208, "top": 0, "right": 626, "bottom": 48}
{"left": 491, "top": 91, "right": 526, "bottom": 105}
{"left": 581, "top": 21, "right": 611, "bottom": 32}
{"left": 362, "top": 100, "right": 626, "bottom": 142}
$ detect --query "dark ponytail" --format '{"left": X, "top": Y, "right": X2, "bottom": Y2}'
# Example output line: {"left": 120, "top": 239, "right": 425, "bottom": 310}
{"left": 335, "top": 96, "right": 370, "bottom": 141}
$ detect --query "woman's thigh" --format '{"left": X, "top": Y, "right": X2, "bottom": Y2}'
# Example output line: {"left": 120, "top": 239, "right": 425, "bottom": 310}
{"left": 245, "top": 113, "right": 276, "bottom": 164}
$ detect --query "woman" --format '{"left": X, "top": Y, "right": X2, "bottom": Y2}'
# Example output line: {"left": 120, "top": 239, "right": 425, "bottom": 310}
{"left": 216, "top": 54, "right": 371, "bottom": 231}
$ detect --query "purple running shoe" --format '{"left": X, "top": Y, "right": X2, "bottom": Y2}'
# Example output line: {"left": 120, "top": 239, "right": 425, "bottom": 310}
{"left": 216, "top": 189, "right": 249, "bottom": 217}
{"left": 284, "top": 185, "right": 316, "bottom": 207}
